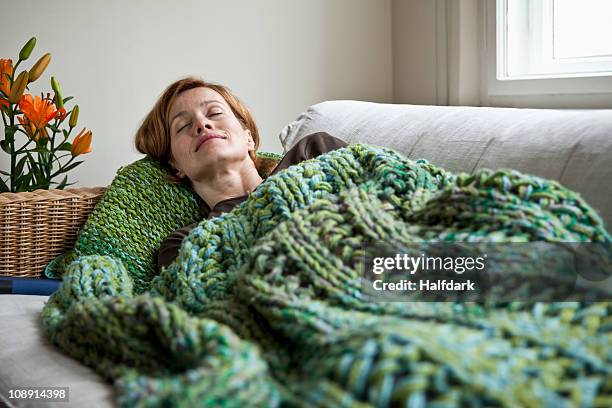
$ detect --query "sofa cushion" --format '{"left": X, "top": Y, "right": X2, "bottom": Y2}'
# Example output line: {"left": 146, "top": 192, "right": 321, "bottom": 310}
{"left": 279, "top": 101, "right": 612, "bottom": 228}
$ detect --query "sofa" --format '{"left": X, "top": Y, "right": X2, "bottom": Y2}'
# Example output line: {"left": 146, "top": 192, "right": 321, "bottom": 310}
{"left": 280, "top": 101, "right": 612, "bottom": 228}
{"left": 1, "top": 101, "right": 611, "bottom": 407}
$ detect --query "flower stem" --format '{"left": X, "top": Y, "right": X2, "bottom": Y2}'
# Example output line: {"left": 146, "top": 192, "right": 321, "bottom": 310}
{"left": 49, "top": 156, "right": 74, "bottom": 179}
{"left": 47, "top": 122, "right": 59, "bottom": 186}
{"left": 52, "top": 153, "right": 71, "bottom": 164}
{"left": 12, "top": 59, "right": 21, "bottom": 76}
{"left": 14, "top": 129, "right": 34, "bottom": 154}
{"left": 7, "top": 105, "right": 16, "bottom": 192}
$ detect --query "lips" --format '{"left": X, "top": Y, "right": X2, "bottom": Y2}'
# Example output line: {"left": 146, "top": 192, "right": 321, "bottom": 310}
{"left": 195, "top": 133, "right": 226, "bottom": 152}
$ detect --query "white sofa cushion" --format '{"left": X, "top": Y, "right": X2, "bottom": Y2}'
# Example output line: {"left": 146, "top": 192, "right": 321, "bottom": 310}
{"left": 279, "top": 101, "right": 612, "bottom": 228}
{"left": 0, "top": 295, "right": 114, "bottom": 408}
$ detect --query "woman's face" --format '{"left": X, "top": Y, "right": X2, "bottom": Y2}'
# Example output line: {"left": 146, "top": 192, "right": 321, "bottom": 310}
{"left": 168, "top": 87, "right": 255, "bottom": 181}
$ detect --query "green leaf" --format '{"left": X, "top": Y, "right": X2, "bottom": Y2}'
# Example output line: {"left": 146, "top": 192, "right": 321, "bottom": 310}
{"left": 0, "top": 140, "right": 9, "bottom": 154}
{"left": 30, "top": 147, "right": 50, "bottom": 154}
{"left": 62, "top": 129, "right": 69, "bottom": 138}
{"left": 62, "top": 96, "right": 74, "bottom": 104}
{"left": 32, "top": 163, "right": 45, "bottom": 186}
{"left": 0, "top": 169, "right": 10, "bottom": 176}
{"left": 60, "top": 160, "right": 83, "bottom": 173}
{"left": 0, "top": 177, "right": 8, "bottom": 193}
{"left": 56, "top": 175, "right": 69, "bottom": 190}
{"left": 4, "top": 126, "right": 16, "bottom": 143}
{"left": 15, "top": 173, "right": 32, "bottom": 192}
{"left": 48, "top": 124, "right": 60, "bottom": 133}
{"left": 58, "top": 142, "right": 72, "bottom": 151}
{"left": 26, "top": 160, "right": 50, "bottom": 190}
{"left": 14, "top": 156, "right": 28, "bottom": 177}
{"left": 27, "top": 180, "right": 51, "bottom": 191}
{"left": 25, "top": 153, "right": 45, "bottom": 181}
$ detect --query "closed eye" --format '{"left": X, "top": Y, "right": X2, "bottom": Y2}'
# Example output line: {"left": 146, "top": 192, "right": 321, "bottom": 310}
{"left": 178, "top": 122, "right": 191, "bottom": 132}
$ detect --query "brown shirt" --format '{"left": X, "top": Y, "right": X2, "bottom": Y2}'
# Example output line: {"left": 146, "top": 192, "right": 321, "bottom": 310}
{"left": 157, "top": 132, "right": 348, "bottom": 270}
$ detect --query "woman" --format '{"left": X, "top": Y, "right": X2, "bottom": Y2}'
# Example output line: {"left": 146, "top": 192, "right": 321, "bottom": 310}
{"left": 134, "top": 77, "right": 347, "bottom": 270}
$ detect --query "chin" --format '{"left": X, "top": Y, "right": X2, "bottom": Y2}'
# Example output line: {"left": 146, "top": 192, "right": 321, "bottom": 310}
{"left": 196, "top": 148, "right": 251, "bottom": 168}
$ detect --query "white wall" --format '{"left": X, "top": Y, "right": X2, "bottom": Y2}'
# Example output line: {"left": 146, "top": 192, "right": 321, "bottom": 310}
{"left": 0, "top": 0, "right": 392, "bottom": 187}
{"left": 391, "top": 0, "right": 440, "bottom": 105}
{"left": 391, "top": 0, "right": 480, "bottom": 107}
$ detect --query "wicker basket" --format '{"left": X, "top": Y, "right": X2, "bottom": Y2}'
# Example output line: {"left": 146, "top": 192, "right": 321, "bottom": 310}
{"left": 0, "top": 187, "right": 106, "bottom": 278}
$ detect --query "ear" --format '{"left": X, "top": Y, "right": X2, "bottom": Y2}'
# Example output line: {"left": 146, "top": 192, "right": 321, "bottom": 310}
{"left": 169, "top": 157, "right": 185, "bottom": 178}
{"left": 245, "top": 129, "right": 255, "bottom": 151}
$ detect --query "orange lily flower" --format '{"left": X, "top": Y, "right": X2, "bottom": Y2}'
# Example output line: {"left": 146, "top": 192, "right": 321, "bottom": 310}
{"left": 55, "top": 107, "right": 67, "bottom": 120}
{"left": 18, "top": 94, "right": 58, "bottom": 130}
{"left": 17, "top": 115, "right": 48, "bottom": 142}
{"left": 71, "top": 128, "right": 93, "bottom": 157}
{"left": 0, "top": 59, "right": 13, "bottom": 108}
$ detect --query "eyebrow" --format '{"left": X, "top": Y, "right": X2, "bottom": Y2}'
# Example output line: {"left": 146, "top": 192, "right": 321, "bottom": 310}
{"left": 170, "top": 99, "right": 224, "bottom": 128}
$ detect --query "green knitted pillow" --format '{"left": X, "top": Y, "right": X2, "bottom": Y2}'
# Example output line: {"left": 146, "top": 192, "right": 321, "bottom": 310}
{"left": 44, "top": 152, "right": 282, "bottom": 293}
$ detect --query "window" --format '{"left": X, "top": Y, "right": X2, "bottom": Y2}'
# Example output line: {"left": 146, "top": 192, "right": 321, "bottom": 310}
{"left": 485, "top": 0, "right": 612, "bottom": 96}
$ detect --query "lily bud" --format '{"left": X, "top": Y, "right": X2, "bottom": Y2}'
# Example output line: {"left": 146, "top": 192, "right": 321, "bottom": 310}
{"left": 69, "top": 105, "right": 79, "bottom": 128}
{"left": 19, "top": 37, "right": 37, "bottom": 61}
{"left": 51, "top": 76, "right": 64, "bottom": 109}
{"left": 71, "top": 128, "right": 93, "bottom": 157}
{"left": 28, "top": 53, "right": 51, "bottom": 83}
{"left": 8, "top": 71, "right": 29, "bottom": 104}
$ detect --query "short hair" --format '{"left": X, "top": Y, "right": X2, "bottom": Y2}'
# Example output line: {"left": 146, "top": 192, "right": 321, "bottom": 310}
{"left": 134, "top": 77, "right": 260, "bottom": 183}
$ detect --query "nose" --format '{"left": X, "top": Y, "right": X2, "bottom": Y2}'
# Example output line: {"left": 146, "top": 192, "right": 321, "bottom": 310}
{"left": 195, "top": 116, "right": 213, "bottom": 136}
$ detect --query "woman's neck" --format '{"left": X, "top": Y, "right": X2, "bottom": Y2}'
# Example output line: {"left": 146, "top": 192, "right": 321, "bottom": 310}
{"left": 192, "top": 159, "right": 263, "bottom": 209}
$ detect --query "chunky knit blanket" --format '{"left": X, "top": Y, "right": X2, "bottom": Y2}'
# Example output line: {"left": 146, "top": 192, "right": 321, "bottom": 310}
{"left": 42, "top": 144, "right": 611, "bottom": 407}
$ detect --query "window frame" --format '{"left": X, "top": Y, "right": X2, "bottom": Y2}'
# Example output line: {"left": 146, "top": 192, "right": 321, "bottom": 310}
{"left": 484, "top": 0, "right": 612, "bottom": 96}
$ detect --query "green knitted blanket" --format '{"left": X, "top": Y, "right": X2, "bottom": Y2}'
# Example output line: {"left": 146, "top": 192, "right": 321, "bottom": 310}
{"left": 42, "top": 144, "right": 611, "bottom": 407}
